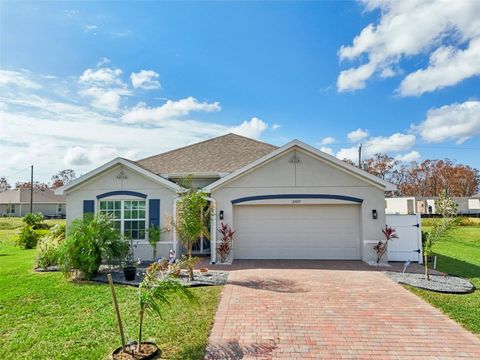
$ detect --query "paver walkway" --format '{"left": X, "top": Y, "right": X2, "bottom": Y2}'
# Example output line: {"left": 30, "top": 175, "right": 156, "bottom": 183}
{"left": 205, "top": 261, "right": 480, "bottom": 359}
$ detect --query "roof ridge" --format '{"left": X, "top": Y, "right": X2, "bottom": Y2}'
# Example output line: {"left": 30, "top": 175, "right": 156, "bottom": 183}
{"left": 136, "top": 133, "right": 277, "bottom": 162}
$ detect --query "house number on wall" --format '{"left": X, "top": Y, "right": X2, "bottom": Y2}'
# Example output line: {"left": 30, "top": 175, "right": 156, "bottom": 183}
{"left": 292, "top": 200, "right": 301, "bottom": 204}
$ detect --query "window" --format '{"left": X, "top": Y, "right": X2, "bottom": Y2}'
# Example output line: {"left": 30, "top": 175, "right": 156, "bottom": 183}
{"left": 468, "top": 199, "right": 480, "bottom": 210}
{"left": 99, "top": 200, "right": 146, "bottom": 240}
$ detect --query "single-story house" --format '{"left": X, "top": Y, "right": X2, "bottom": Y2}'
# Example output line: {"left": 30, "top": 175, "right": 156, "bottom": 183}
{"left": 0, "top": 188, "right": 66, "bottom": 218}
{"left": 57, "top": 133, "right": 396, "bottom": 263}
{"left": 386, "top": 195, "right": 480, "bottom": 216}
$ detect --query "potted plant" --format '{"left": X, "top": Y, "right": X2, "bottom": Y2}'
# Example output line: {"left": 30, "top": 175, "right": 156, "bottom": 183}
{"left": 217, "top": 222, "right": 235, "bottom": 263}
{"left": 123, "top": 238, "right": 139, "bottom": 281}
{"left": 110, "top": 263, "right": 196, "bottom": 359}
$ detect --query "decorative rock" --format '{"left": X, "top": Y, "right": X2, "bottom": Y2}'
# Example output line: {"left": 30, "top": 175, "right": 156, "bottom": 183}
{"left": 384, "top": 271, "right": 475, "bottom": 294}
{"left": 91, "top": 268, "right": 228, "bottom": 288}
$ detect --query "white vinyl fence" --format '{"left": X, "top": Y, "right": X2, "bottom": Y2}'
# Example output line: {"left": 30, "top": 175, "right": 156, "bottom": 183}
{"left": 386, "top": 214, "right": 423, "bottom": 263}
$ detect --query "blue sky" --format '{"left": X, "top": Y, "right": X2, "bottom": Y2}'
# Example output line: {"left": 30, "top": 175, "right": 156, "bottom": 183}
{"left": 1, "top": 0, "right": 479, "bottom": 183}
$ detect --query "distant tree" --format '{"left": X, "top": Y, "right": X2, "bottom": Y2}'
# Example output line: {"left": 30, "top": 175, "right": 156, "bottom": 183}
{"left": 15, "top": 181, "right": 49, "bottom": 190}
{"left": 363, "top": 153, "right": 399, "bottom": 181}
{"left": 0, "top": 177, "right": 11, "bottom": 192}
{"left": 51, "top": 169, "right": 76, "bottom": 189}
{"left": 358, "top": 153, "right": 479, "bottom": 197}
{"left": 435, "top": 190, "right": 458, "bottom": 217}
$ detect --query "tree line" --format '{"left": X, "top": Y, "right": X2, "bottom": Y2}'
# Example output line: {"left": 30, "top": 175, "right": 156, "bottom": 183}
{"left": 0, "top": 169, "right": 76, "bottom": 192}
{"left": 359, "top": 154, "right": 479, "bottom": 197}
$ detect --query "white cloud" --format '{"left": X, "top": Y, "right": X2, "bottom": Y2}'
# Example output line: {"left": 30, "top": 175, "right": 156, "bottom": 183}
{"left": 400, "top": 38, "right": 480, "bottom": 96}
{"left": 64, "top": 145, "right": 119, "bottom": 166}
{"left": 364, "top": 133, "right": 416, "bottom": 154}
{"left": 84, "top": 24, "right": 98, "bottom": 32}
{"left": 395, "top": 151, "right": 421, "bottom": 163}
{"left": 272, "top": 124, "right": 281, "bottom": 130}
{"left": 0, "top": 70, "right": 41, "bottom": 89}
{"left": 320, "top": 136, "right": 336, "bottom": 145}
{"left": 0, "top": 72, "right": 272, "bottom": 182}
{"left": 78, "top": 65, "right": 130, "bottom": 112}
{"left": 130, "top": 70, "right": 161, "bottom": 90}
{"left": 347, "top": 128, "right": 368, "bottom": 142}
{"left": 413, "top": 100, "right": 480, "bottom": 143}
{"left": 231, "top": 117, "right": 268, "bottom": 139}
{"left": 79, "top": 67, "right": 123, "bottom": 85}
{"left": 319, "top": 146, "right": 334, "bottom": 156}
{"left": 338, "top": 0, "right": 480, "bottom": 93}
{"left": 97, "top": 57, "right": 111, "bottom": 67}
{"left": 79, "top": 86, "right": 131, "bottom": 112}
{"left": 336, "top": 147, "right": 358, "bottom": 162}
{"left": 122, "top": 97, "right": 221, "bottom": 124}
{"left": 64, "top": 147, "right": 91, "bottom": 166}
{"left": 336, "top": 132, "right": 416, "bottom": 162}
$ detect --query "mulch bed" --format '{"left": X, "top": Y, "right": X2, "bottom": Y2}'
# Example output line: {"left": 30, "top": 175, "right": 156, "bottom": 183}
{"left": 384, "top": 271, "right": 475, "bottom": 294}
{"left": 91, "top": 268, "right": 228, "bottom": 288}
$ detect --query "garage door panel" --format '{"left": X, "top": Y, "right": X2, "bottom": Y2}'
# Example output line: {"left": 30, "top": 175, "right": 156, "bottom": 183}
{"left": 233, "top": 204, "right": 361, "bottom": 260}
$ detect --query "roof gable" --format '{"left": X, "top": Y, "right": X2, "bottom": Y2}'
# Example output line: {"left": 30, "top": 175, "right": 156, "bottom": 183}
{"left": 56, "top": 157, "right": 183, "bottom": 194}
{"left": 204, "top": 140, "right": 397, "bottom": 192}
{"left": 136, "top": 133, "right": 277, "bottom": 175}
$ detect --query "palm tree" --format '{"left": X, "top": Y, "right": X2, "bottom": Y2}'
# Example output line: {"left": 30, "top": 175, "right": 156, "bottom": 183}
{"left": 175, "top": 190, "right": 209, "bottom": 280}
{"left": 137, "top": 264, "right": 195, "bottom": 352}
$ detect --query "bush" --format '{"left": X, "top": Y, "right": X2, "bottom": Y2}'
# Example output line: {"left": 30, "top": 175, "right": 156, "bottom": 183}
{"left": 57, "top": 214, "right": 127, "bottom": 280}
{"left": 16, "top": 226, "right": 40, "bottom": 249}
{"left": 36, "top": 224, "right": 66, "bottom": 269}
{"left": 23, "top": 212, "right": 48, "bottom": 229}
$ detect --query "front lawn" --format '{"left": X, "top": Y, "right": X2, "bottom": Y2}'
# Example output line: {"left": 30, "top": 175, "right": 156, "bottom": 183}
{"left": 408, "top": 224, "right": 480, "bottom": 334}
{"left": 0, "top": 220, "right": 222, "bottom": 359}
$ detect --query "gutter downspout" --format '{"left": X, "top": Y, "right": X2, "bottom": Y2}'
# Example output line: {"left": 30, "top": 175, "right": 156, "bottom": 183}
{"left": 173, "top": 196, "right": 179, "bottom": 254}
{"left": 207, "top": 197, "right": 217, "bottom": 264}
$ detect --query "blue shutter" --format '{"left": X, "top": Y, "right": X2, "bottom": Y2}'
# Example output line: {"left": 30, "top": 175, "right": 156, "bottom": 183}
{"left": 149, "top": 199, "right": 160, "bottom": 228}
{"left": 83, "top": 200, "right": 95, "bottom": 218}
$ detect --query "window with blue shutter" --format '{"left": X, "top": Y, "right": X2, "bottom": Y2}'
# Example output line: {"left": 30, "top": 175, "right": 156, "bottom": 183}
{"left": 83, "top": 200, "right": 95, "bottom": 218}
{"left": 149, "top": 199, "right": 160, "bottom": 228}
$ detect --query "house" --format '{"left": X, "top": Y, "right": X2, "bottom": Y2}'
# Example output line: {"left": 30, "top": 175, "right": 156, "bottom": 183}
{"left": 57, "top": 133, "right": 396, "bottom": 263}
{"left": 0, "top": 188, "right": 66, "bottom": 218}
{"left": 385, "top": 197, "right": 416, "bottom": 215}
{"left": 386, "top": 195, "right": 480, "bottom": 216}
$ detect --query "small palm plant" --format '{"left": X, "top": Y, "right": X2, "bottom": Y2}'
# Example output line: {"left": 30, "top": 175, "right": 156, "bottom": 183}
{"left": 373, "top": 226, "right": 398, "bottom": 264}
{"left": 136, "top": 263, "right": 195, "bottom": 353}
{"left": 147, "top": 225, "right": 162, "bottom": 261}
{"left": 176, "top": 190, "right": 209, "bottom": 280}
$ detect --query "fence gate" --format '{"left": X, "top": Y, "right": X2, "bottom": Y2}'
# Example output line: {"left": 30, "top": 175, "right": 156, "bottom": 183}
{"left": 386, "top": 214, "right": 423, "bottom": 263}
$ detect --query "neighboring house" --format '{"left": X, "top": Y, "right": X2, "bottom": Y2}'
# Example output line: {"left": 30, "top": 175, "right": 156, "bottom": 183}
{"left": 0, "top": 188, "right": 66, "bottom": 218}
{"left": 385, "top": 197, "right": 416, "bottom": 215}
{"left": 386, "top": 195, "right": 480, "bottom": 215}
{"left": 57, "top": 133, "right": 395, "bottom": 263}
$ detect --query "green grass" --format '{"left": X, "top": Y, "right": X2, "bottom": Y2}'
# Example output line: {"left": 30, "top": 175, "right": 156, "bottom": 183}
{"left": 0, "top": 221, "right": 222, "bottom": 359}
{"left": 409, "top": 223, "right": 480, "bottom": 334}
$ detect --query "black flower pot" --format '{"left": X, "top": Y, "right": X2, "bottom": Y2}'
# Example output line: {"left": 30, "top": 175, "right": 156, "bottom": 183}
{"left": 123, "top": 266, "right": 137, "bottom": 281}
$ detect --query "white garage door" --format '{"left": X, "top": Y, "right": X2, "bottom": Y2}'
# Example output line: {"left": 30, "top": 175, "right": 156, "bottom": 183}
{"left": 233, "top": 204, "right": 361, "bottom": 259}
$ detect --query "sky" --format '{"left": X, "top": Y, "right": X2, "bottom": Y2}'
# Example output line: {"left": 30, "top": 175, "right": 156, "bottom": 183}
{"left": 1, "top": 0, "right": 480, "bottom": 184}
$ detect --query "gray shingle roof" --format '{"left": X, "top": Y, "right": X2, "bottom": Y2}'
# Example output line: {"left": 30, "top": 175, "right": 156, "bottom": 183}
{"left": 136, "top": 133, "right": 278, "bottom": 175}
{"left": 0, "top": 188, "right": 65, "bottom": 204}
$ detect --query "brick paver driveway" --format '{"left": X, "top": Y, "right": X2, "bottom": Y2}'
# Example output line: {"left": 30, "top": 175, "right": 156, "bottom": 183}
{"left": 205, "top": 261, "right": 480, "bottom": 359}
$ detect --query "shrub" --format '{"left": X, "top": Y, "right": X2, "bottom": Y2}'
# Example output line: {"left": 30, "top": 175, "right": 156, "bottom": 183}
{"left": 16, "top": 225, "right": 39, "bottom": 249}
{"left": 217, "top": 222, "right": 235, "bottom": 263}
{"left": 57, "top": 214, "right": 127, "bottom": 280}
{"left": 23, "top": 212, "right": 48, "bottom": 229}
{"left": 36, "top": 224, "right": 66, "bottom": 269}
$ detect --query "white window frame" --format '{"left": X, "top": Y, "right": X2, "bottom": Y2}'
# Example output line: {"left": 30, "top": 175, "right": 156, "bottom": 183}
{"left": 98, "top": 199, "right": 147, "bottom": 242}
